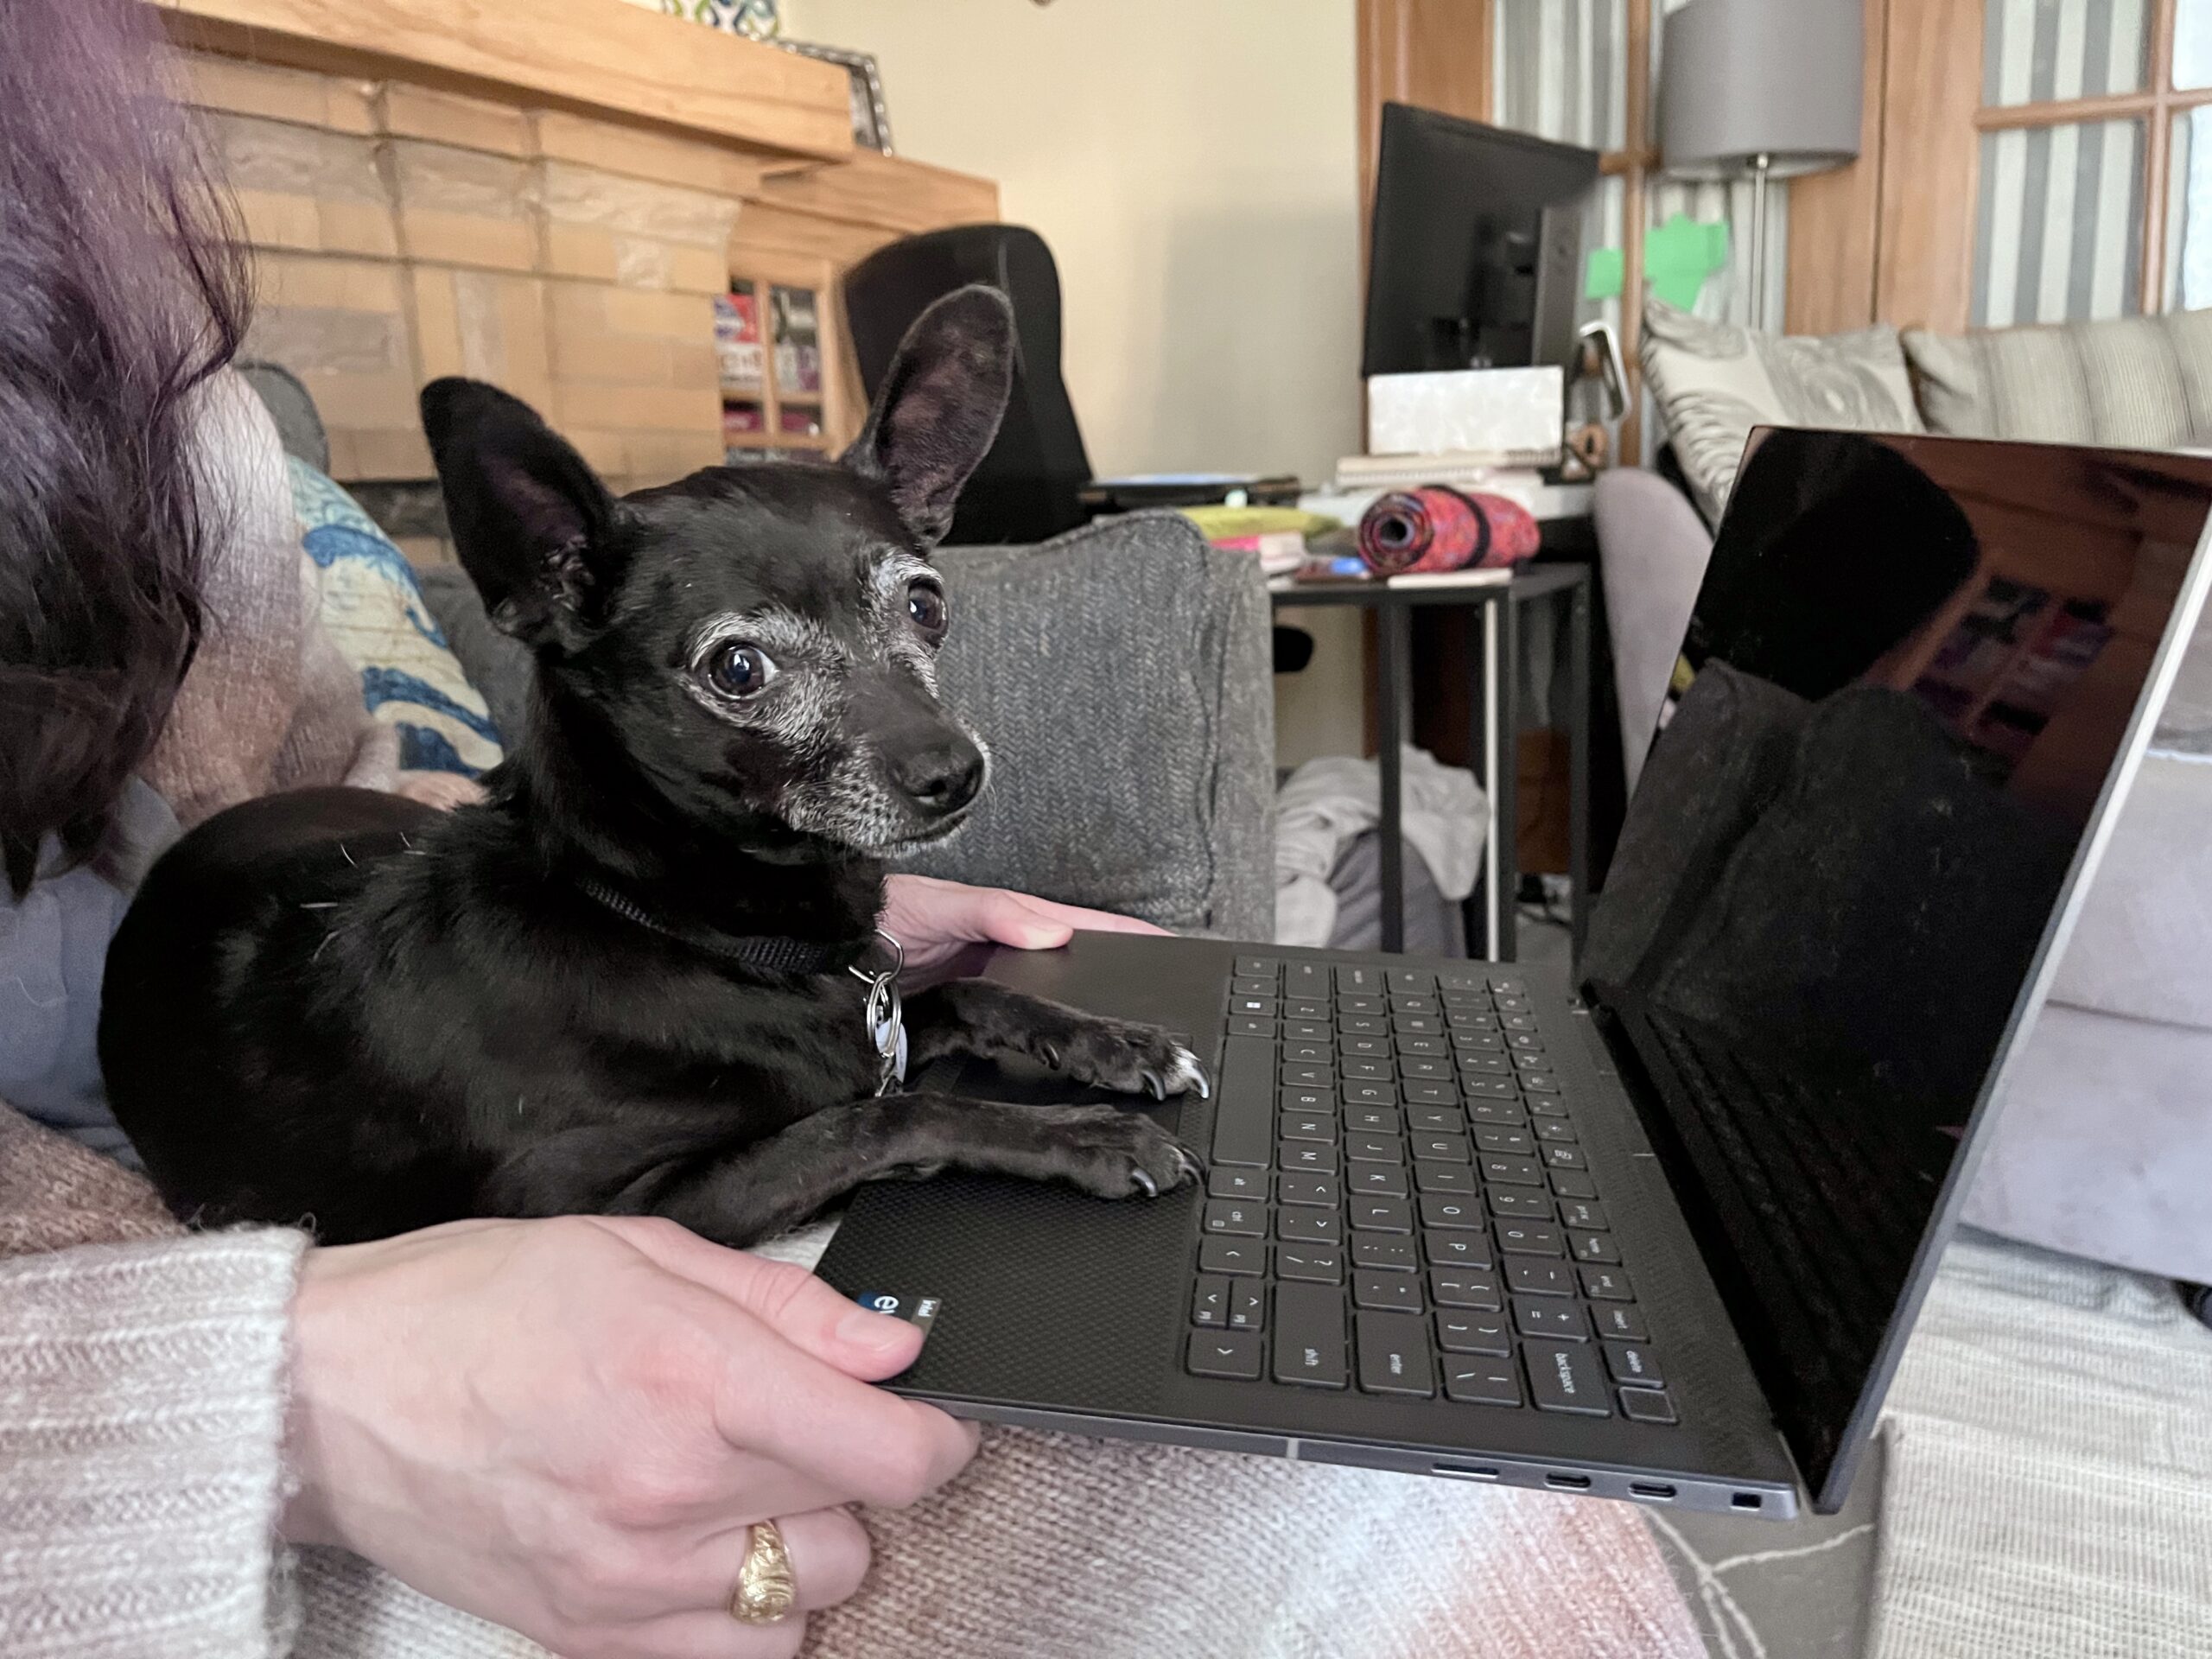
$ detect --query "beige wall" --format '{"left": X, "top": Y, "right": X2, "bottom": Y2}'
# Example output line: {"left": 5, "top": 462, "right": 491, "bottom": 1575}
{"left": 782, "top": 0, "right": 1362, "bottom": 488}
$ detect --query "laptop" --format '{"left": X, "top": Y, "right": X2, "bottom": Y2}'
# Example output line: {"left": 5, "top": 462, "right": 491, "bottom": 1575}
{"left": 819, "top": 429, "right": 2212, "bottom": 1518}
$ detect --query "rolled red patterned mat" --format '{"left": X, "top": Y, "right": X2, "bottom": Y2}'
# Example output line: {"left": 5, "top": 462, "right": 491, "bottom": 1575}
{"left": 1357, "top": 486, "right": 1541, "bottom": 576}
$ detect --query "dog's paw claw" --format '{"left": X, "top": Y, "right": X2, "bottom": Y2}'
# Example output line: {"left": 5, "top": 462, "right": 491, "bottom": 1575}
{"left": 1039, "top": 1040, "right": 1062, "bottom": 1070}
{"left": 1143, "top": 1070, "right": 1166, "bottom": 1101}
{"left": 1131, "top": 1169, "right": 1160, "bottom": 1198}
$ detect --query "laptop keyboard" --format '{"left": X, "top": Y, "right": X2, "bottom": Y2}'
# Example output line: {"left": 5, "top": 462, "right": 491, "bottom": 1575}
{"left": 1184, "top": 957, "right": 1677, "bottom": 1427}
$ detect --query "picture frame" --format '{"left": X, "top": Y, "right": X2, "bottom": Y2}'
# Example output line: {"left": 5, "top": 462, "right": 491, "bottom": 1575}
{"left": 775, "top": 41, "right": 895, "bottom": 155}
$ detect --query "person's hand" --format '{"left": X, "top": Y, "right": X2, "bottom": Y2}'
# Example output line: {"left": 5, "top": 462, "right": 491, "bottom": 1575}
{"left": 880, "top": 874, "right": 1168, "bottom": 987}
{"left": 283, "top": 1215, "right": 979, "bottom": 1659}
{"left": 391, "top": 769, "right": 487, "bottom": 810}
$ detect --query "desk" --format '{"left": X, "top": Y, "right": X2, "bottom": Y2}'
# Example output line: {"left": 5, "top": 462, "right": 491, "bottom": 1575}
{"left": 1268, "top": 564, "right": 1592, "bottom": 965}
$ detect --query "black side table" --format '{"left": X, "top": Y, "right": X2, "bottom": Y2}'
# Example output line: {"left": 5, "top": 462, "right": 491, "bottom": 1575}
{"left": 1269, "top": 563, "right": 1592, "bottom": 965}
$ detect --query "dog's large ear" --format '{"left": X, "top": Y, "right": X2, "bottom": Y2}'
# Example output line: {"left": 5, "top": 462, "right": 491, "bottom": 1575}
{"left": 421, "top": 378, "right": 621, "bottom": 648}
{"left": 842, "top": 284, "right": 1015, "bottom": 550}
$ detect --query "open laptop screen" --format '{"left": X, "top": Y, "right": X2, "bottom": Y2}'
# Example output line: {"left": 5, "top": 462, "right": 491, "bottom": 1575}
{"left": 1584, "top": 429, "right": 2212, "bottom": 1509}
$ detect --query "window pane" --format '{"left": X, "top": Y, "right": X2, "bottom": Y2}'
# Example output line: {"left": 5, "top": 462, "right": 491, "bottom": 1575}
{"left": 2177, "top": 0, "right": 2212, "bottom": 88}
{"left": 1493, "top": 0, "right": 1628, "bottom": 152}
{"left": 1981, "top": 0, "right": 2147, "bottom": 107}
{"left": 2168, "top": 109, "right": 2212, "bottom": 308}
{"left": 1973, "top": 119, "right": 2144, "bottom": 327}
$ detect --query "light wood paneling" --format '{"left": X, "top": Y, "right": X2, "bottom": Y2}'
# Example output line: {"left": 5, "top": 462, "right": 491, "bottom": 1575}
{"left": 1785, "top": 0, "right": 1890, "bottom": 334}
{"left": 752, "top": 153, "right": 998, "bottom": 239}
{"left": 1873, "top": 0, "right": 1985, "bottom": 332}
{"left": 1356, "top": 0, "right": 1492, "bottom": 257}
{"left": 159, "top": 0, "right": 853, "bottom": 161}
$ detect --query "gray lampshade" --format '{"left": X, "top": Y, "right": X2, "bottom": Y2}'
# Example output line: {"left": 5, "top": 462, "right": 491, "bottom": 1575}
{"left": 1660, "top": 0, "right": 1863, "bottom": 181}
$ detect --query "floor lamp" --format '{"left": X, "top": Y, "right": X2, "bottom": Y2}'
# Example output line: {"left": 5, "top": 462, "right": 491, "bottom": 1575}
{"left": 1658, "top": 0, "right": 1863, "bottom": 331}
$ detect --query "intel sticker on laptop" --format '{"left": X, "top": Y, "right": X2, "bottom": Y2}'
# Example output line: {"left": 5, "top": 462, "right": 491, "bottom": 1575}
{"left": 855, "top": 1291, "right": 942, "bottom": 1336}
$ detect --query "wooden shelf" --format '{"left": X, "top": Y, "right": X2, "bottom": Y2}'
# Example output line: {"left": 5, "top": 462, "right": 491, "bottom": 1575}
{"left": 723, "top": 432, "right": 831, "bottom": 452}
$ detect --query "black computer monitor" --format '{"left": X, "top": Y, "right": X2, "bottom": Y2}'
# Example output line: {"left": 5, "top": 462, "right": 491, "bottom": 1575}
{"left": 1363, "top": 104, "right": 1599, "bottom": 377}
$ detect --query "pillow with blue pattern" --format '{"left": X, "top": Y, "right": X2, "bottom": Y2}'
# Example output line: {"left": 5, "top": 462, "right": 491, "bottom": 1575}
{"left": 289, "top": 458, "right": 505, "bottom": 777}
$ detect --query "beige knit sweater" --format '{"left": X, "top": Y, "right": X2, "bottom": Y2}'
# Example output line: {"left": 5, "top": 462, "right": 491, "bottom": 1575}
{"left": 0, "top": 378, "right": 1707, "bottom": 1659}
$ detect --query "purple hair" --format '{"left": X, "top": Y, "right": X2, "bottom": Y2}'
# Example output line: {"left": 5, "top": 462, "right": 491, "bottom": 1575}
{"left": 0, "top": 0, "right": 251, "bottom": 893}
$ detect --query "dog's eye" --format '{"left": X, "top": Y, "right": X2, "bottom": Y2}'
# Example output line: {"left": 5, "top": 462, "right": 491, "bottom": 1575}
{"left": 907, "top": 579, "right": 948, "bottom": 643}
{"left": 703, "top": 642, "right": 777, "bottom": 699}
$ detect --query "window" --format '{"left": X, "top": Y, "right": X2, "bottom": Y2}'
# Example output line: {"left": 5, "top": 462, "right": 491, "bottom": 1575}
{"left": 1973, "top": 0, "right": 2212, "bottom": 324}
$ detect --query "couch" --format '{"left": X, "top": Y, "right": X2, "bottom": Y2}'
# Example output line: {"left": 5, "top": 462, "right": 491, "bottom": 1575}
{"left": 1605, "top": 303, "right": 2212, "bottom": 1288}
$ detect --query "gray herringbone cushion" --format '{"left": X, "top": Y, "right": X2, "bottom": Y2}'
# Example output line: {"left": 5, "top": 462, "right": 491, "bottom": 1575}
{"left": 1902, "top": 310, "right": 2212, "bottom": 446}
{"left": 417, "top": 511, "right": 1275, "bottom": 939}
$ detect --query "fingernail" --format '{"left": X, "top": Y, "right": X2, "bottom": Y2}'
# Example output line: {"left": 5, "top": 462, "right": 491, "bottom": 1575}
{"left": 838, "top": 1307, "right": 914, "bottom": 1352}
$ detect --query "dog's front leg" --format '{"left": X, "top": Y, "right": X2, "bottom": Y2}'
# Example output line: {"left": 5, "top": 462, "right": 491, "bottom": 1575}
{"left": 602, "top": 1093, "right": 1201, "bottom": 1247}
{"left": 903, "top": 981, "right": 1210, "bottom": 1102}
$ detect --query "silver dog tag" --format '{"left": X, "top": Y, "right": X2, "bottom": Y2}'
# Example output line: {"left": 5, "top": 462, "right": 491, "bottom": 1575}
{"left": 850, "top": 931, "right": 906, "bottom": 1096}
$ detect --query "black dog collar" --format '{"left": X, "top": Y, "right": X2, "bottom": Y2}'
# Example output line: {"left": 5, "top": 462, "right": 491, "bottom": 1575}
{"left": 575, "top": 877, "right": 869, "bottom": 977}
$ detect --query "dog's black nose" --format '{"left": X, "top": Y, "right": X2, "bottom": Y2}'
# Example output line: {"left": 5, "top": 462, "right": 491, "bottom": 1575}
{"left": 891, "top": 740, "right": 984, "bottom": 814}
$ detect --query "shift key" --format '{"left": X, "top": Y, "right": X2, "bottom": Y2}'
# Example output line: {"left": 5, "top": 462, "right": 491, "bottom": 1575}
{"left": 1272, "top": 1281, "right": 1348, "bottom": 1388}
{"left": 1209, "top": 1036, "right": 1277, "bottom": 1168}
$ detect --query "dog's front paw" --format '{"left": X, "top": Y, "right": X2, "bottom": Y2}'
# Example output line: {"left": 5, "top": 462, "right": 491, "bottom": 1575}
{"left": 1036, "top": 1015, "right": 1211, "bottom": 1103}
{"left": 1029, "top": 1105, "right": 1204, "bottom": 1200}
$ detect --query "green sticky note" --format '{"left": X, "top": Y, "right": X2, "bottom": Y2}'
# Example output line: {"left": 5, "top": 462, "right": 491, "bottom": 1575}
{"left": 1645, "top": 213, "right": 1732, "bottom": 310}
{"left": 1584, "top": 247, "right": 1624, "bottom": 301}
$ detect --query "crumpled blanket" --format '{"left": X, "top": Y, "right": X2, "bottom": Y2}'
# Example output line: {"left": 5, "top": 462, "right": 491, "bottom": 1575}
{"left": 1274, "top": 748, "right": 1487, "bottom": 947}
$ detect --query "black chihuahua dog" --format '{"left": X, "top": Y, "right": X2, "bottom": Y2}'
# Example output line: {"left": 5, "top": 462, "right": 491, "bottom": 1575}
{"left": 100, "top": 285, "right": 1205, "bottom": 1247}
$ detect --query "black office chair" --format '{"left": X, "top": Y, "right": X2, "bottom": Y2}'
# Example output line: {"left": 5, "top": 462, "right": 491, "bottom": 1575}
{"left": 843, "top": 225, "right": 1093, "bottom": 546}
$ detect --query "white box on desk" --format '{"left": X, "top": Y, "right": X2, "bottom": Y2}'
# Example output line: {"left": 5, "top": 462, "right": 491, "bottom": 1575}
{"left": 1364, "top": 366, "right": 1563, "bottom": 465}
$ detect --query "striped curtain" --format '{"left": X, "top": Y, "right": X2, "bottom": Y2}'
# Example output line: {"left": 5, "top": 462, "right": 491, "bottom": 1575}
{"left": 1974, "top": 0, "right": 2151, "bottom": 325}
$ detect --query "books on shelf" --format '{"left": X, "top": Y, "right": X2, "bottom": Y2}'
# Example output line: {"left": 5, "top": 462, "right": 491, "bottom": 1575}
{"left": 1332, "top": 452, "right": 1551, "bottom": 493}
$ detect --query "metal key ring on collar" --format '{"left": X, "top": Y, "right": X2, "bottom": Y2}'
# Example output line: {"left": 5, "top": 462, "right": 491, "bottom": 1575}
{"left": 848, "top": 928, "right": 905, "bottom": 987}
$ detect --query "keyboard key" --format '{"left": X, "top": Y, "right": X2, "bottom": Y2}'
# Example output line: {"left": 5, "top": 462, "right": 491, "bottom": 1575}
{"left": 1234, "top": 957, "right": 1280, "bottom": 980}
{"left": 1283, "top": 1041, "right": 1332, "bottom": 1066}
{"left": 1535, "top": 1119, "right": 1579, "bottom": 1143}
{"left": 1619, "top": 1387, "right": 1679, "bottom": 1425}
{"left": 1398, "top": 1058, "right": 1452, "bottom": 1082}
{"left": 1353, "top": 1271, "right": 1422, "bottom": 1313}
{"left": 1210, "top": 1036, "right": 1275, "bottom": 1170}
{"left": 1387, "top": 969, "right": 1436, "bottom": 995}
{"left": 1337, "top": 995, "right": 1386, "bottom": 1016}
{"left": 1404, "top": 1082, "right": 1459, "bottom": 1106}
{"left": 1393, "top": 1014, "right": 1443, "bottom": 1037}
{"left": 1487, "top": 977, "right": 1525, "bottom": 995}
{"left": 1350, "top": 1196, "right": 1413, "bottom": 1233}
{"left": 1494, "top": 995, "right": 1531, "bottom": 1014}
{"left": 1285, "top": 999, "right": 1330, "bottom": 1022}
{"left": 1395, "top": 1034, "right": 1448, "bottom": 1058}
{"left": 1281, "top": 1141, "right": 1339, "bottom": 1173}
{"left": 1281, "top": 1064, "right": 1330, "bottom": 1089}
{"left": 1208, "top": 1168, "right": 1265, "bottom": 1200}
{"left": 1513, "top": 1051, "right": 1554, "bottom": 1071}
{"left": 1430, "top": 1270, "right": 1502, "bottom": 1310}
{"left": 1389, "top": 994, "right": 1439, "bottom": 1016}
{"left": 1558, "top": 1198, "right": 1608, "bottom": 1230}
{"left": 1188, "top": 1330, "right": 1263, "bottom": 1380}
{"left": 1603, "top": 1342, "right": 1662, "bottom": 1387}
{"left": 1414, "top": 1160, "right": 1476, "bottom": 1193}
{"left": 1340, "top": 1034, "right": 1393, "bottom": 1058}
{"left": 1581, "top": 1268, "right": 1635, "bottom": 1303}
{"left": 1438, "top": 968, "right": 1488, "bottom": 991}
{"left": 1570, "top": 1230, "right": 1621, "bottom": 1264}
{"left": 1198, "top": 1238, "right": 1264, "bottom": 1276}
{"left": 1526, "top": 1096, "right": 1571, "bottom": 1119}
{"left": 1285, "top": 1020, "right": 1332, "bottom": 1043}
{"left": 1230, "top": 976, "right": 1277, "bottom": 999}
{"left": 1341, "top": 1058, "right": 1392, "bottom": 1082}
{"left": 1525, "top": 1344, "right": 1610, "bottom": 1415}
{"left": 1475, "top": 1128, "right": 1534, "bottom": 1155}
{"left": 1467, "top": 1102, "right": 1526, "bottom": 1127}
{"left": 1279, "top": 1112, "right": 1332, "bottom": 1143}
{"left": 1497, "top": 1224, "right": 1564, "bottom": 1257}
{"left": 1512, "top": 1298, "right": 1590, "bottom": 1342}
{"left": 1592, "top": 1303, "right": 1648, "bottom": 1342}
{"left": 1440, "top": 988, "right": 1491, "bottom": 1009}
{"left": 1504, "top": 1260, "right": 1576, "bottom": 1297}
{"left": 1417, "top": 1192, "right": 1483, "bottom": 1230}
{"left": 1343, "top": 1082, "right": 1399, "bottom": 1107}
{"left": 1285, "top": 961, "right": 1329, "bottom": 1000}
{"left": 1229, "top": 1283, "right": 1265, "bottom": 1331}
{"left": 1488, "top": 1189, "right": 1554, "bottom": 1220}
{"left": 1335, "top": 964, "right": 1385, "bottom": 996}
{"left": 1522, "top": 1077, "right": 1564, "bottom": 1096}
{"left": 1548, "top": 1170, "right": 1599, "bottom": 1198}
{"left": 1274, "top": 1282, "right": 1349, "bottom": 1389}
{"left": 1465, "top": 1078, "right": 1520, "bottom": 1101}
{"left": 1203, "top": 1199, "right": 1265, "bottom": 1236}
{"left": 1344, "top": 1107, "right": 1402, "bottom": 1135}
{"left": 1424, "top": 1231, "right": 1494, "bottom": 1269}
{"left": 1461, "top": 1053, "right": 1512, "bottom": 1075}
{"left": 1444, "top": 1358, "right": 1523, "bottom": 1407}
{"left": 1482, "top": 1156, "right": 1545, "bottom": 1187}
{"left": 1412, "top": 1132, "right": 1472, "bottom": 1164}
{"left": 1435, "top": 1308, "right": 1512, "bottom": 1354}
{"left": 1278, "top": 1173, "right": 1338, "bottom": 1208}
{"left": 1279, "top": 1085, "right": 1332, "bottom": 1114}
{"left": 1543, "top": 1145, "right": 1588, "bottom": 1170}
{"left": 1278, "top": 1210, "right": 1341, "bottom": 1245}
{"left": 1451, "top": 1017, "right": 1502, "bottom": 1038}
{"left": 1355, "top": 1311, "right": 1434, "bottom": 1395}
{"left": 1228, "top": 1016, "right": 1274, "bottom": 1038}
{"left": 1503, "top": 1016, "right": 1540, "bottom": 1033}
{"left": 1345, "top": 1134, "right": 1404, "bottom": 1165}
{"left": 1277, "top": 1247, "right": 1344, "bottom": 1285}
{"left": 1192, "top": 1275, "right": 1230, "bottom": 1326}
{"left": 1349, "top": 1163, "right": 1409, "bottom": 1198}
{"left": 1229, "top": 995, "right": 1276, "bottom": 1018}
{"left": 1352, "top": 1236, "right": 1419, "bottom": 1274}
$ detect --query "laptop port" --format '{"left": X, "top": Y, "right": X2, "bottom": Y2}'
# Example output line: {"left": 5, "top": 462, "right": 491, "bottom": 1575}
{"left": 1732, "top": 1491, "right": 1764, "bottom": 1510}
{"left": 1545, "top": 1471, "right": 1592, "bottom": 1491}
{"left": 1630, "top": 1483, "right": 1677, "bottom": 1501}
{"left": 1432, "top": 1461, "right": 1501, "bottom": 1481}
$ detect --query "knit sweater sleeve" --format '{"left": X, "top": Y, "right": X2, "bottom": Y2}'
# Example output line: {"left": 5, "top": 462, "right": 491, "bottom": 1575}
{"left": 0, "top": 1229, "right": 310, "bottom": 1659}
